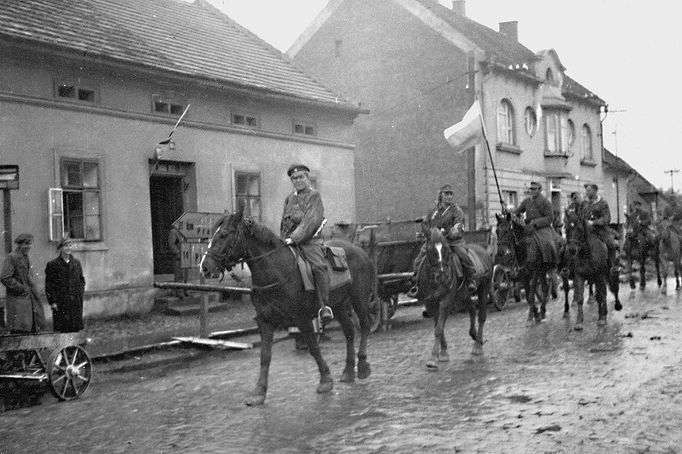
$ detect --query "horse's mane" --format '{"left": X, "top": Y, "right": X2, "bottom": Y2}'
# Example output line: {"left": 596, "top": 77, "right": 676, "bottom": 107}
{"left": 241, "top": 217, "right": 282, "bottom": 247}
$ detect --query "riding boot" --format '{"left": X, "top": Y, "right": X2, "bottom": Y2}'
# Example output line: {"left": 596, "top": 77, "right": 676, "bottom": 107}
{"left": 313, "top": 268, "right": 333, "bottom": 321}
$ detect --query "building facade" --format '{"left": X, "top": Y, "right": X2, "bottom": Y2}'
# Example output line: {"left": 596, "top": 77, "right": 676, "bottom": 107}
{"left": 289, "top": 0, "right": 609, "bottom": 228}
{"left": 0, "top": 0, "right": 363, "bottom": 319}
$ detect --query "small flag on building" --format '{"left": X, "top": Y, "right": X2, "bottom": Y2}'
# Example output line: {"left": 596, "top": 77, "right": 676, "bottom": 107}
{"left": 153, "top": 104, "right": 191, "bottom": 171}
{"left": 443, "top": 100, "right": 485, "bottom": 154}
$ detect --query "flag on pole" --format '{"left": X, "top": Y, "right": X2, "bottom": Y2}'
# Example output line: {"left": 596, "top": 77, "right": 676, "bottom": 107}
{"left": 153, "top": 104, "right": 190, "bottom": 171}
{"left": 443, "top": 100, "right": 485, "bottom": 154}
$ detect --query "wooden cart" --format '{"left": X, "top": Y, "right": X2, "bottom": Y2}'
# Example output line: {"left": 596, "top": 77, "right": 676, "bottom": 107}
{"left": 0, "top": 332, "right": 92, "bottom": 401}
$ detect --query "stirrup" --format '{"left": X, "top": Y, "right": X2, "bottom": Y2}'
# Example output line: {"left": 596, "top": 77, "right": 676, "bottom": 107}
{"left": 407, "top": 285, "right": 419, "bottom": 298}
{"left": 318, "top": 306, "right": 334, "bottom": 322}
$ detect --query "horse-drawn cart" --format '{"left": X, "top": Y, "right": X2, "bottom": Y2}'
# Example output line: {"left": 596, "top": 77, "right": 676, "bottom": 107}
{"left": 0, "top": 331, "right": 92, "bottom": 402}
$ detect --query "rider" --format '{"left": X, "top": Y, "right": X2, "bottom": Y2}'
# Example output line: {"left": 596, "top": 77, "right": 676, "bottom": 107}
{"left": 628, "top": 201, "right": 655, "bottom": 235}
{"left": 565, "top": 191, "right": 583, "bottom": 219}
{"left": 582, "top": 183, "right": 621, "bottom": 275}
{"left": 280, "top": 163, "right": 333, "bottom": 321}
{"left": 514, "top": 181, "right": 558, "bottom": 265}
{"left": 411, "top": 184, "right": 477, "bottom": 295}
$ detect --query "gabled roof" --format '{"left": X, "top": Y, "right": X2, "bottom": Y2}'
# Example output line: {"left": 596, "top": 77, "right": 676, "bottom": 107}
{"left": 562, "top": 75, "right": 605, "bottom": 107}
{"left": 0, "top": 0, "right": 360, "bottom": 111}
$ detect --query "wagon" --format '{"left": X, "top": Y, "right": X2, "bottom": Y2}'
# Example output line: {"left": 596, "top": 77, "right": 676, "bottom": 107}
{"left": 334, "top": 219, "right": 495, "bottom": 330}
{"left": 0, "top": 331, "right": 92, "bottom": 402}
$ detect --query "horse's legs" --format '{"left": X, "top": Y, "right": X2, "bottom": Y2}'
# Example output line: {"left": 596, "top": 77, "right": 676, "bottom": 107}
{"left": 562, "top": 274, "right": 570, "bottom": 318}
{"left": 538, "top": 269, "right": 549, "bottom": 320}
{"left": 471, "top": 285, "right": 488, "bottom": 355}
{"left": 427, "top": 295, "right": 449, "bottom": 369}
{"left": 525, "top": 276, "right": 537, "bottom": 323}
{"left": 336, "top": 301, "right": 356, "bottom": 383}
{"left": 609, "top": 268, "right": 622, "bottom": 311}
{"left": 655, "top": 248, "right": 662, "bottom": 287}
{"left": 245, "top": 320, "right": 274, "bottom": 406}
{"left": 352, "top": 296, "right": 372, "bottom": 380}
{"left": 675, "top": 261, "right": 681, "bottom": 290}
{"left": 573, "top": 277, "right": 585, "bottom": 331}
{"left": 300, "top": 319, "right": 333, "bottom": 394}
{"left": 596, "top": 277, "right": 608, "bottom": 326}
{"left": 628, "top": 257, "right": 637, "bottom": 290}
{"left": 639, "top": 255, "right": 647, "bottom": 290}
{"left": 660, "top": 254, "right": 669, "bottom": 295}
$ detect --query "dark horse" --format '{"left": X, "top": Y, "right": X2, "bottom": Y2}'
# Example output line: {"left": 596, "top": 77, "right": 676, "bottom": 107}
{"left": 200, "top": 205, "right": 375, "bottom": 406}
{"left": 421, "top": 227, "right": 492, "bottom": 368}
{"left": 658, "top": 219, "right": 681, "bottom": 295}
{"left": 494, "top": 212, "right": 554, "bottom": 323}
{"left": 623, "top": 214, "right": 661, "bottom": 290}
{"left": 563, "top": 211, "right": 621, "bottom": 329}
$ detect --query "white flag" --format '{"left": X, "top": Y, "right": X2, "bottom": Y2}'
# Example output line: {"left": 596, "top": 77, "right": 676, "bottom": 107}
{"left": 443, "top": 100, "right": 485, "bottom": 154}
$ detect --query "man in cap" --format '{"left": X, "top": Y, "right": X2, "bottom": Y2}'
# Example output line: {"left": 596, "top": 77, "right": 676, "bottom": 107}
{"left": 582, "top": 183, "right": 621, "bottom": 275}
{"left": 45, "top": 237, "right": 86, "bottom": 333}
{"left": 411, "top": 184, "right": 477, "bottom": 296}
{"left": 628, "top": 200, "right": 653, "bottom": 232}
{"left": 281, "top": 164, "right": 333, "bottom": 321}
{"left": 515, "top": 181, "right": 559, "bottom": 265}
{"left": 0, "top": 233, "right": 46, "bottom": 333}
{"left": 565, "top": 191, "right": 583, "bottom": 219}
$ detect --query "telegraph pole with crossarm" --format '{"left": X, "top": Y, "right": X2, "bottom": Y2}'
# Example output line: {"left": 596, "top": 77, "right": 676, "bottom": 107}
{"left": 664, "top": 169, "right": 680, "bottom": 193}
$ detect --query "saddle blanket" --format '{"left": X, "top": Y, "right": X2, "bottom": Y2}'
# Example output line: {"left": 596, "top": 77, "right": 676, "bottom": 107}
{"left": 291, "top": 246, "right": 352, "bottom": 292}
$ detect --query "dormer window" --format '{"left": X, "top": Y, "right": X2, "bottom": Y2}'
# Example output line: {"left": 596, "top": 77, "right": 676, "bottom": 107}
{"left": 545, "top": 68, "right": 554, "bottom": 82}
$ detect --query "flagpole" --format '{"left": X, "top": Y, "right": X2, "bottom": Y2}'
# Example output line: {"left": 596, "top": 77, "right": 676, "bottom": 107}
{"left": 479, "top": 114, "right": 506, "bottom": 212}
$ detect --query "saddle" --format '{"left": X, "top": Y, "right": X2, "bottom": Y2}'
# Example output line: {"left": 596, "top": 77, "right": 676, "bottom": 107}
{"left": 292, "top": 246, "right": 352, "bottom": 292}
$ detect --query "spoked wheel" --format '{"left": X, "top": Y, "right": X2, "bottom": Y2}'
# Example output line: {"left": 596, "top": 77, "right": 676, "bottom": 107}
{"left": 491, "top": 265, "right": 511, "bottom": 311}
{"left": 47, "top": 345, "right": 92, "bottom": 401}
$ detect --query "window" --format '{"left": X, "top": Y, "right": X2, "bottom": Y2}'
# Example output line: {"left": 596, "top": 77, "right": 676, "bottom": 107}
{"left": 55, "top": 80, "right": 97, "bottom": 103}
{"left": 559, "top": 116, "right": 569, "bottom": 153}
{"left": 567, "top": 119, "right": 575, "bottom": 147}
{"left": 152, "top": 94, "right": 187, "bottom": 115}
{"left": 293, "top": 121, "right": 316, "bottom": 136}
{"left": 235, "top": 171, "right": 261, "bottom": 220}
{"left": 232, "top": 112, "right": 259, "bottom": 128}
{"left": 545, "top": 111, "right": 570, "bottom": 154}
{"left": 580, "top": 124, "right": 593, "bottom": 161}
{"left": 546, "top": 68, "right": 554, "bottom": 82}
{"left": 496, "top": 99, "right": 515, "bottom": 145}
{"left": 502, "top": 190, "right": 518, "bottom": 210}
{"left": 524, "top": 107, "right": 537, "bottom": 136}
{"left": 60, "top": 159, "right": 102, "bottom": 241}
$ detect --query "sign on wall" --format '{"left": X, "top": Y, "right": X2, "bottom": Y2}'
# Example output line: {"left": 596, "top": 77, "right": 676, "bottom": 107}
{"left": 172, "top": 212, "right": 223, "bottom": 268}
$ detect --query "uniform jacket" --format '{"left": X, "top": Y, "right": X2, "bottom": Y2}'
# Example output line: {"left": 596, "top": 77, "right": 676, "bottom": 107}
{"left": 45, "top": 255, "right": 85, "bottom": 332}
{"left": 426, "top": 202, "right": 465, "bottom": 233}
{"left": 582, "top": 196, "right": 611, "bottom": 227}
{"left": 1, "top": 249, "right": 46, "bottom": 332}
{"left": 516, "top": 194, "right": 554, "bottom": 230}
{"left": 280, "top": 187, "right": 325, "bottom": 245}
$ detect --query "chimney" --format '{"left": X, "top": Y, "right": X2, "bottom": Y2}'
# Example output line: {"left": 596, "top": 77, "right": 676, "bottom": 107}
{"left": 451, "top": 1, "right": 465, "bottom": 15}
{"left": 498, "top": 21, "right": 518, "bottom": 41}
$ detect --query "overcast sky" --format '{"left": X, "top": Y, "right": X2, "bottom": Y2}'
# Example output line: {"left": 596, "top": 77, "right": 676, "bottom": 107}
{"left": 207, "top": 0, "right": 681, "bottom": 192}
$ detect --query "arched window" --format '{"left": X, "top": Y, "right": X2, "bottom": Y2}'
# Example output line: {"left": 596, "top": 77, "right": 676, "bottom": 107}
{"left": 567, "top": 119, "right": 575, "bottom": 147}
{"left": 497, "top": 99, "right": 515, "bottom": 145}
{"left": 524, "top": 106, "right": 537, "bottom": 136}
{"left": 546, "top": 68, "right": 554, "bottom": 81}
{"left": 580, "top": 124, "right": 593, "bottom": 161}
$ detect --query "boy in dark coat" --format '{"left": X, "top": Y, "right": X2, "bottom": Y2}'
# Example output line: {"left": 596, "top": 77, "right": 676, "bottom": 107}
{"left": 45, "top": 238, "right": 85, "bottom": 332}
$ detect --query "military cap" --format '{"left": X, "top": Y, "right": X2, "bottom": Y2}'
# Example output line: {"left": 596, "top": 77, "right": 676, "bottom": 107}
{"left": 584, "top": 183, "right": 598, "bottom": 191}
{"left": 56, "top": 237, "right": 74, "bottom": 250}
{"left": 287, "top": 163, "right": 310, "bottom": 177}
{"left": 14, "top": 233, "right": 33, "bottom": 244}
{"left": 529, "top": 181, "right": 542, "bottom": 190}
{"left": 439, "top": 184, "right": 454, "bottom": 193}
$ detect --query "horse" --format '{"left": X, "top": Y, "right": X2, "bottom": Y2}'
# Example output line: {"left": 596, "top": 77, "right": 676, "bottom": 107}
{"left": 562, "top": 211, "right": 621, "bottom": 329}
{"left": 623, "top": 214, "right": 661, "bottom": 290}
{"left": 657, "top": 219, "right": 681, "bottom": 294}
{"left": 494, "top": 212, "right": 554, "bottom": 323}
{"left": 421, "top": 227, "right": 492, "bottom": 368}
{"left": 199, "top": 204, "right": 375, "bottom": 406}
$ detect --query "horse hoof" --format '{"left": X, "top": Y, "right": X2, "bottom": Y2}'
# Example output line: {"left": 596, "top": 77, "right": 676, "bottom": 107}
{"left": 426, "top": 359, "right": 439, "bottom": 370}
{"left": 438, "top": 351, "right": 450, "bottom": 362}
{"left": 340, "top": 369, "right": 355, "bottom": 383}
{"left": 563, "top": 311, "right": 569, "bottom": 319}
{"left": 317, "top": 378, "right": 334, "bottom": 394}
{"left": 614, "top": 301, "right": 622, "bottom": 311}
{"left": 574, "top": 324, "right": 583, "bottom": 331}
{"left": 357, "top": 361, "right": 371, "bottom": 380}
{"left": 598, "top": 318, "right": 607, "bottom": 327}
{"left": 471, "top": 343, "right": 483, "bottom": 356}
{"left": 245, "top": 394, "right": 266, "bottom": 406}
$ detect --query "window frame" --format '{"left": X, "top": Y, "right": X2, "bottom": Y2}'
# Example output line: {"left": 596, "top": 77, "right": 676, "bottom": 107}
{"left": 580, "top": 124, "right": 593, "bottom": 162}
{"left": 231, "top": 111, "right": 260, "bottom": 129}
{"left": 293, "top": 120, "right": 316, "bottom": 137}
{"left": 502, "top": 190, "right": 519, "bottom": 210}
{"left": 60, "top": 158, "right": 103, "bottom": 242}
{"left": 54, "top": 78, "right": 99, "bottom": 104}
{"left": 496, "top": 99, "right": 515, "bottom": 145}
{"left": 524, "top": 106, "right": 537, "bottom": 137}
{"left": 234, "top": 170, "right": 262, "bottom": 221}
{"left": 152, "top": 93, "right": 188, "bottom": 116}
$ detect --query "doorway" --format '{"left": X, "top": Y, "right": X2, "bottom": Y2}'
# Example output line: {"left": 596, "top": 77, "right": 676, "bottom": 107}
{"left": 150, "top": 175, "right": 184, "bottom": 276}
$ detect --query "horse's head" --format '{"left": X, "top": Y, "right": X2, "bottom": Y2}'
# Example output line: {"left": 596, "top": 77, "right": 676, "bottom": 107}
{"left": 563, "top": 211, "right": 587, "bottom": 259}
{"left": 423, "top": 227, "right": 456, "bottom": 293}
{"left": 200, "top": 208, "right": 246, "bottom": 278}
{"left": 495, "top": 211, "right": 522, "bottom": 263}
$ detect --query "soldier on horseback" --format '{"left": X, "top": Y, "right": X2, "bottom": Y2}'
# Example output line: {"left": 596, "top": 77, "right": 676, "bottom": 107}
{"left": 582, "top": 183, "right": 621, "bottom": 276}
{"left": 281, "top": 163, "right": 334, "bottom": 321}
{"left": 514, "top": 181, "right": 558, "bottom": 265}
{"left": 410, "top": 184, "right": 477, "bottom": 296}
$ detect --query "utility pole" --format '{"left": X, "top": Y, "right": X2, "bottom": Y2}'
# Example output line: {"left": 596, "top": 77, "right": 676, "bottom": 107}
{"left": 664, "top": 169, "right": 680, "bottom": 193}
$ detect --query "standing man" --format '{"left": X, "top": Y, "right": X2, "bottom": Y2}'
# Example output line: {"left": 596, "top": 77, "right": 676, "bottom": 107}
{"left": 0, "top": 233, "right": 46, "bottom": 333}
{"left": 45, "top": 238, "right": 85, "bottom": 333}
{"left": 582, "top": 183, "right": 621, "bottom": 275}
{"left": 280, "top": 163, "right": 333, "bottom": 321}
{"left": 515, "top": 181, "right": 558, "bottom": 265}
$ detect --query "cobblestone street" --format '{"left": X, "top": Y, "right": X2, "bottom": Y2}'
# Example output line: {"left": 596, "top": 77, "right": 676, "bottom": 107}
{"left": 1, "top": 283, "right": 681, "bottom": 453}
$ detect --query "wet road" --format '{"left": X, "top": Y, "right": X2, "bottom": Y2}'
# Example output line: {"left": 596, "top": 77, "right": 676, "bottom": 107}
{"left": 1, "top": 283, "right": 681, "bottom": 453}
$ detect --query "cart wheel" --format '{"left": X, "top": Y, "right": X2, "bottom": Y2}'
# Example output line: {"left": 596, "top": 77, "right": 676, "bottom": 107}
{"left": 491, "top": 265, "right": 510, "bottom": 311}
{"left": 46, "top": 345, "right": 92, "bottom": 401}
